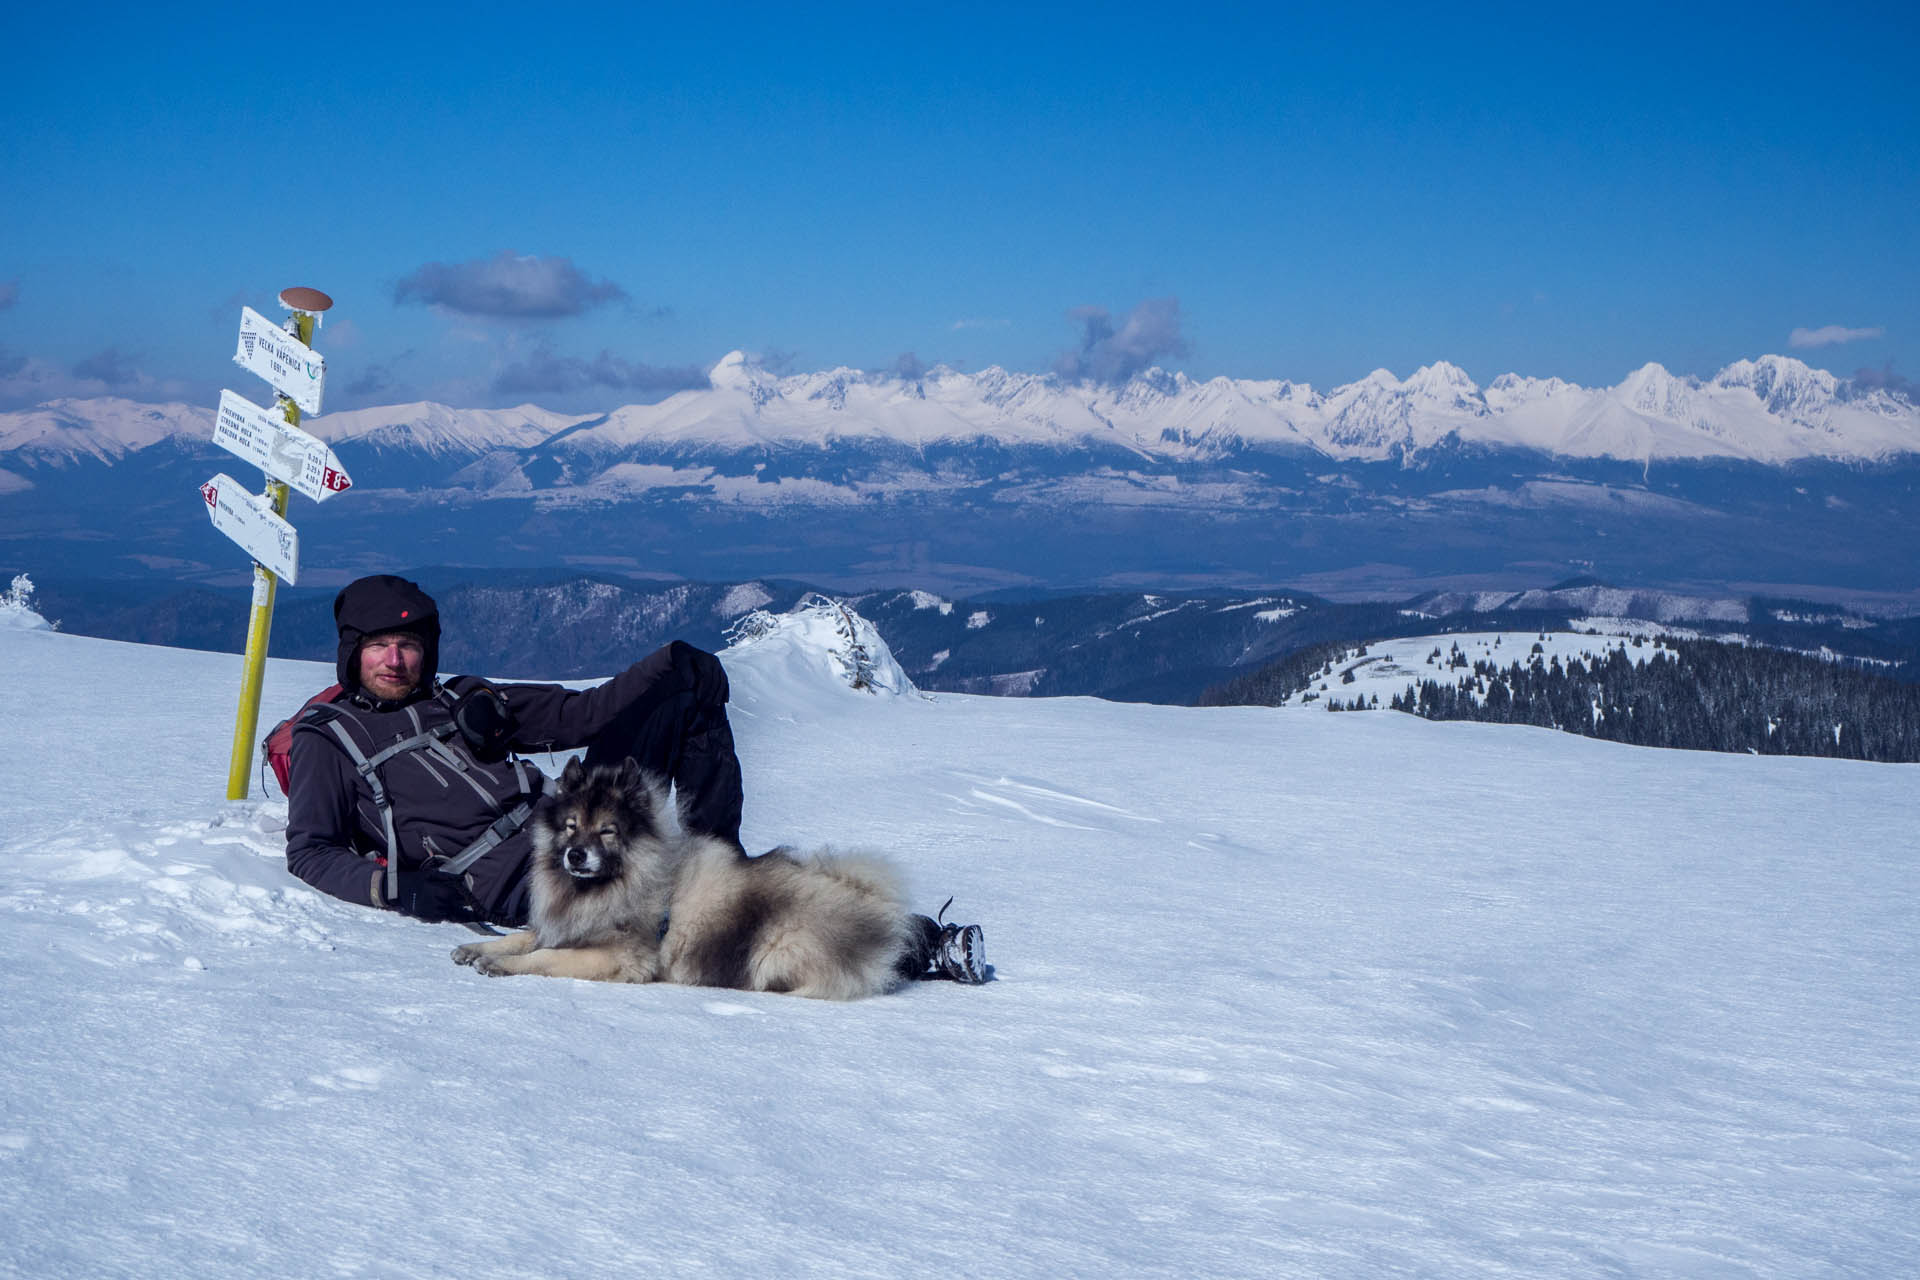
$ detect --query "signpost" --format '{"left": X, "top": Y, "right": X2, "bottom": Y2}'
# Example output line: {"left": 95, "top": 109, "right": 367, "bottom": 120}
{"left": 199, "top": 473, "right": 301, "bottom": 582}
{"left": 206, "top": 286, "right": 341, "bottom": 800}
{"left": 213, "top": 389, "right": 353, "bottom": 503}
{"left": 234, "top": 305, "right": 327, "bottom": 415}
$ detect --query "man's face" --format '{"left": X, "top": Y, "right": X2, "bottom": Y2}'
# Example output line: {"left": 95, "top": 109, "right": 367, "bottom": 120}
{"left": 357, "top": 631, "right": 426, "bottom": 701}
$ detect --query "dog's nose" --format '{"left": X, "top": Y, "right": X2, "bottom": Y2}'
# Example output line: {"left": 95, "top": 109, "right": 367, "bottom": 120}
{"left": 563, "top": 846, "right": 588, "bottom": 870}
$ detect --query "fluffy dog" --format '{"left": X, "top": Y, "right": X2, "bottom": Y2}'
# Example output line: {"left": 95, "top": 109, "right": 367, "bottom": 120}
{"left": 451, "top": 758, "right": 914, "bottom": 999}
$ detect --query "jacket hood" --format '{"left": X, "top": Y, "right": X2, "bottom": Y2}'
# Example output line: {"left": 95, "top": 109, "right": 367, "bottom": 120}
{"left": 334, "top": 574, "right": 440, "bottom": 699}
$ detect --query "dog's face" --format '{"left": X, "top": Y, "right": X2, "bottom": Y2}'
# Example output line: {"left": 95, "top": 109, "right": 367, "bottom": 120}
{"left": 536, "top": 758, "right": 661, "bottom": 882}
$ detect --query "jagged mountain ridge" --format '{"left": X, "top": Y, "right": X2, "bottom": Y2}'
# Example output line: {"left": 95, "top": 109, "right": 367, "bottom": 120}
{"left": 3, "top": 354, "right": 1915, "bottom": 485}
{"left": 8, "top": 354, "right": 1917, "bottom": 600}
{"left": 554, "top": 351, "right": 1920, "bottom": 467}
{"left": 0, "top": 398, "right": 587, "bottom": 470}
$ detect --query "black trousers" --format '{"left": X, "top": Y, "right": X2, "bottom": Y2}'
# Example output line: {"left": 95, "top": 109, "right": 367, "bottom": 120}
{"left": 491, "top": 672, "right": 745, "bottom": 927}
{"left": 580, "top": 680, "right": 746, "bottom": 845}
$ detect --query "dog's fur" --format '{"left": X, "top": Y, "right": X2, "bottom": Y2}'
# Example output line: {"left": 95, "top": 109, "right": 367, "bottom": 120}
{"left": 451, "top": 758, "right": 914, "bottom": 999}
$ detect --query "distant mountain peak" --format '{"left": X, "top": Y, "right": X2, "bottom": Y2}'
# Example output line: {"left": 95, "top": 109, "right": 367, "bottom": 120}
{"left": 1710, "top": 355, "right": 1839, "bottom": 422}
{"left": 707, "top": 349, "right": 783, "bottom": 407}
{"left": 1408, "top": 359, "right": 1473, "bottom": 387}
{"left": 1618, "top": 362, "right": 1700, "bottom": 419}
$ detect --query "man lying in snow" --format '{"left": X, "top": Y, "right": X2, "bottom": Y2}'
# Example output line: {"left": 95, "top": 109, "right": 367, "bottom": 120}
{"left": 281, "top": 574, "right": 986, "bottom": 984}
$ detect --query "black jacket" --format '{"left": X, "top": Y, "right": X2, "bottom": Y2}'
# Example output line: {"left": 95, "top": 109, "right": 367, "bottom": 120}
{"left": 284, "top": 644, "right": 698, "bottom": 920}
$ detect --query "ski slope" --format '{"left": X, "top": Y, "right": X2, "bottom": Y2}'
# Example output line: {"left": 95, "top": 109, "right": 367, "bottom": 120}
{"left": 1, "top": 606, "right": 1915, "bottom": 1277}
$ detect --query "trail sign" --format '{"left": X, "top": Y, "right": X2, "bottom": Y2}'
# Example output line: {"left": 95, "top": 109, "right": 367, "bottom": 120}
{"left": 214, "top": 286, "right": 340, "bottom": 802}
{"left": 199, "top": 472, "right": 300, "bottom": 583}
{"left": 213, "top": 389, "right": 353, "bottom": 502}
{"left": 234, "top": 306, "right": 325, "bottom": 414}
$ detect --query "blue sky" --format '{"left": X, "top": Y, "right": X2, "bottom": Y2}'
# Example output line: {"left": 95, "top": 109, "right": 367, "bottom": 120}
{"left": 2, "top": 1, "right": 1915, "bottom": 411}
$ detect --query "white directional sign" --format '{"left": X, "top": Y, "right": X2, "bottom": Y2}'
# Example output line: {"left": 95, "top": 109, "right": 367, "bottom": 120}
{"left": 233, "top": 306, "right": 325, "bottom": 414}
{"left": 199, "top": 472, "right": 300, "bottom": 583}
{"left": 213, "top": 390, "right": 353, "bottom": 502}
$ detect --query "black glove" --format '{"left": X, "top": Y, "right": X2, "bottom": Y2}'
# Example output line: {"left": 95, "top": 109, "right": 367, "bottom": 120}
{"left": 669, "top": 640, "right": 730, "bottom": 705}
{"left": 452, "top": 685, "right": 516, "bottom": 762}
{"left": 386, "top": 869, "right": 478, "bottom": 923}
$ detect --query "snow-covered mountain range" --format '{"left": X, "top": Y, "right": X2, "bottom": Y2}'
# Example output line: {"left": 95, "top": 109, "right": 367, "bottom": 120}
{"left": 0, "top": 396, "right": 580, "bottom": 468}
{"left": 2, "top": 352, "right": 1914, "bottom": 477}
{"left": 5, "top": 353, "right": 1917, "bottom": 601}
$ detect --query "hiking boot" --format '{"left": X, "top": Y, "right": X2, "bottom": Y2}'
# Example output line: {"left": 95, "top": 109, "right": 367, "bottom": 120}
{"left": 935, "top": 921, "right": 987, "bottom": 984}
{"left": 897, "top": 899, "right": 989, "bottom": 984}
{"left": 932, "top": 899, "right": 988, "bottom": 985}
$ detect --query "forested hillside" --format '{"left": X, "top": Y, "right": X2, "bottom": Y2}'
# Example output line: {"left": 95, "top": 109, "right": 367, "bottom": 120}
{"left": 1204, "top": 632, "right": 1920, "bottom": 763}
{"left": 1385, "top": 638, "right": 1920, "bottom": 761}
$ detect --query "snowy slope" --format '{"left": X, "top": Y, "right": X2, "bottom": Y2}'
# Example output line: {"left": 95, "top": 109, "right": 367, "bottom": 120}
{"left": 308, "top": 400, "right": 591, "bottom": 455}
{"left": 0, "top": 397, "right": 584, "bottom": 468}
{"left": 1, "top": 611, "right": 1916, "bottom": 1277}
{"left": 0, "top": 397, "right": 211, "bottom": 464}
{"left": 1285, "top": 629, "right": 1675, "bottom": 709}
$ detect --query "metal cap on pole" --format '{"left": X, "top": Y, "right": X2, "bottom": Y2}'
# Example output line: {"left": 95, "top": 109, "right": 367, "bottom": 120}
{"left": 278, "top": 286, "right": 333, "bottom": 313}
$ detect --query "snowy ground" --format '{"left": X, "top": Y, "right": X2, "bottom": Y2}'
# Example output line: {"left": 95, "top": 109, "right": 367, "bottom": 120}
{"left": 1285, "top": 626, "right": 1674, "bottom": 711}
{"left": 1, "top": 606, "right": 1915, "bottom": 1277}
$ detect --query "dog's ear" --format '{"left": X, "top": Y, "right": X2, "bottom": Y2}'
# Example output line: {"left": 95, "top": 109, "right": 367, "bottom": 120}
{"left": 560, "top": 757, "right": 588, "bottom": 793}
{"left": 615, "top": 756, "right": 646, "bottom": 799}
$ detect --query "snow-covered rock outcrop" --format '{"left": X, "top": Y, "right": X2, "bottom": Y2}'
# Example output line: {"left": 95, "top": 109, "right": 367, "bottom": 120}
{"left": 722, "top": 593, "right": 917, "bottom": 700}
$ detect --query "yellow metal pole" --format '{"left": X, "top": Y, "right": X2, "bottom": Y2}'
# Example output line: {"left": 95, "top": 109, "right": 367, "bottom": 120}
{"left": 223, "top": 309, "right": 315, "bottom": 800}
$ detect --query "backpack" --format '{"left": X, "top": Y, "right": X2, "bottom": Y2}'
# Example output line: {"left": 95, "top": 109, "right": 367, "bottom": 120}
{"left": 262, "top": 684, "right": 345, "bottom": 795}
{"left": 261, "top": 681, "right": 536, "bottom": 904}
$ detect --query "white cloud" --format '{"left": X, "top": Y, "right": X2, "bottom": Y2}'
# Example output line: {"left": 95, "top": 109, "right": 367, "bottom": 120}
{"left": 1789, "top": 325, "right": 1884, "bottom": 349}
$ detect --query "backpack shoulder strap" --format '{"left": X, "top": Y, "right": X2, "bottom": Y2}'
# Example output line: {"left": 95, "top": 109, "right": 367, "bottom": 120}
{"left": 310, "top": 688, "right": 539, "bottom": 901}
{"left": 314, "top": 714, "right": 407, "bottom": 904}
{"left": 307, "top": 696, "right": 452, "bottom": 903}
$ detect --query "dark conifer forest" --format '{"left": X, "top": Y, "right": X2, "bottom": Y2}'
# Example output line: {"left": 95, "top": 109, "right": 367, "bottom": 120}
{"left": 1209, "top": 635, "right": 1920, "bottom": 762}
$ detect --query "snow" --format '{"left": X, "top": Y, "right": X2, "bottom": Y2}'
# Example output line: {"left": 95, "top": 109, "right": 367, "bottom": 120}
{"left": 2, "top": 608, "right": 1917, "bottom": 1276}
{"left": 901, "top": 589, "right": 953, "bottom": 614}
{"left": 0, "top": 573, "right": 51, "bottom": 631}
{"left": 575, "top": 349, "right": 1920, "bottom": 464}
{"left": 1283, "top": 629, "right": 1668, "bottom": 709}
{"left": 723, "top": 595, "right": 915, "bottom": 699}
{"left": 6, "top": 354, "right": 1917, "bottom": 481}
{"left": 0, "top": 397, "right": 210, "bottom": 463}
{"left": 713, "top": 581, "right": 773, "bottom": 617}
{"left": 309, "top": 401, "right": 591, "bottom": 454}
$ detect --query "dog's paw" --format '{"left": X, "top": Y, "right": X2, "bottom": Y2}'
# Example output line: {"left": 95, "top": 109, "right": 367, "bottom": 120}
{"left": 473, "top": 955, "right": 515, "bottom": 978}
{"left": 450, "top": 943, "right": 484, "bottom": 967}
